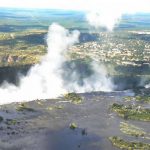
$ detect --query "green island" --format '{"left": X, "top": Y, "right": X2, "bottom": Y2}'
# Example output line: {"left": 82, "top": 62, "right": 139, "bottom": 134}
{"left": 111, "top": 103, "right": 150, "bottom": 121}
{"left": 109, "top": 136, "right": 150, "bottom": 150}
{"left": 124, "top": 96, "right": 150, "bottom": 103}
{"left": 120, "top": 122, "right": 146, "bottom": 137}
{"left": 64, "top": 92, "right": 83, "bottom": 104}
{"left": 16, "top": 103, "right": 35, "bottom": 112}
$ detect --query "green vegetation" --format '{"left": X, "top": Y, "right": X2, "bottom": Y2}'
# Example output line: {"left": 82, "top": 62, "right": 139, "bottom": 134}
{"left": 16, "top": 103, "right": 34, "bottom": 112}
{"left": 124, "top": 96, "right": 150, "bottom": 103}
{"left": 111, "top": 94, "right": 150, "bottom": 149}
{"left": 46, "top": 106, "right": 53, "bottom": 111}
{"left": 0, "top": 49, "right": 44, "bottom": 67}
{"left": 124, "top": 96, "right": 134, "bottom": 101}
{"left": 69, "top": 123, "right": 77, "bottom": 130}
{"left": 135, "top": 96, "right": 150, "bottom": 103}
{"left": 64, "top": 93, "right": 83, "bottom": 104}
{"left": 54, "top": 105, "right": 64, "bottom": 109}
{"left": 46, "top": 105, "right": 64, "bottom": 111}
{"left": 120, "top": 122, "right": 146, "bottom": 137}
{"left": 109, "top": 136, "right": 150, "bottom": 150}
{"left": 0, "top": 32, "right": 46, "bottom": 66}
{"left": 0, "top": 29, "right": 47, "bottom": 67}
{"left": 5, "top": 119, "right": 17, "bottom": 125}
{"left": 111, "top": 103, "right": 150, "bottom": 121}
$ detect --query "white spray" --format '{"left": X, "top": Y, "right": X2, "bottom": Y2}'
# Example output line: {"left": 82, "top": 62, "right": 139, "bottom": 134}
{"left": 85, "top": 0, "right": 150, "bottom": 30}
{"left": 65, "top": 63, "right": 113, "bottom": 92}
{"left": 0, "top": 24, "right": 79, "bottom": 104}
{"left": 0, "top": 23, "right": 114, "bottom": 104}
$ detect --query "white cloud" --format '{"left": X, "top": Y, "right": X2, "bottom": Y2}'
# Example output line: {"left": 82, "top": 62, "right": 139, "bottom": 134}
{"left": 85, "top": 0, "right": 150, "bottom": 30}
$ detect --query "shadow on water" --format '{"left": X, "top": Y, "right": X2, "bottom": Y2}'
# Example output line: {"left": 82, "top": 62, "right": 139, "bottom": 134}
{"left": 0, "top": 87, "right": 134, "bottom": 150}
{"left": 45, "top": 127, "right": 104, "bottom": 150}
{"left": 0, "top": 127, "right": 112, "bottom": 150}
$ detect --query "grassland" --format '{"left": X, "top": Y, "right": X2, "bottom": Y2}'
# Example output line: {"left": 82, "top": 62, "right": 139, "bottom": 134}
{"left": 120, "top": 122, "right": 146, "bottom": 137}
{"left": 124, "top": 96, "right": 150, "bottom": 103}
{"left": 64, "top": 93, "right": 83, "bottom": 104}
{"left": 111, "top": 103, "right": 150, "bottom": 121}
{"left": 109, "top": 136, "right": 150, "bottom": 150}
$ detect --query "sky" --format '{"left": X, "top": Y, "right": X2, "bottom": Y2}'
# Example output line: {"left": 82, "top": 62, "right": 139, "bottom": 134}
{"left": 0, "top": 0, "right": 150, "bottom": 30}
{"left": 0, "top": 0, "right": 85, "bottom": 10}
{"left": 0, "top": 0, "right": 150, "bottom": 13}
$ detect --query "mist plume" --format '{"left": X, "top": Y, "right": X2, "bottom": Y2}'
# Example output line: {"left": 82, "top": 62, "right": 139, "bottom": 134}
{"left": 86, "top": 0, "right": 150, "bottom": 30}
{"left": 0, "top": 23, "right": 113, "bottom": 104}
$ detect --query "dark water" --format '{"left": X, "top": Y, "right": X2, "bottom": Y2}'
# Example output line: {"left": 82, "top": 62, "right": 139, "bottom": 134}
{"left": 1, "top": 90, "right": 147, "bottom": 150}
